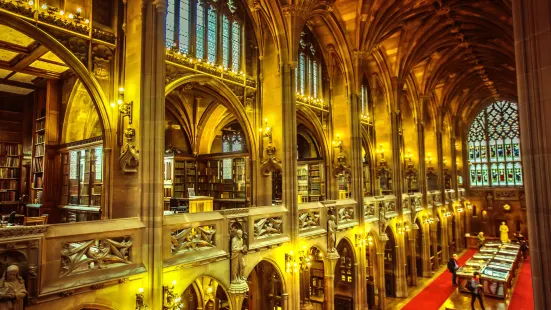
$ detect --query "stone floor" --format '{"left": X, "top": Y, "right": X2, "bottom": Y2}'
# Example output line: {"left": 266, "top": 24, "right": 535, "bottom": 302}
{"left": 383, "top": 252, "right": 520, "bottom": 309}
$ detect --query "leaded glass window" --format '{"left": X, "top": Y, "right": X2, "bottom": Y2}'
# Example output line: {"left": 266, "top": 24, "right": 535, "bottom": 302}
{"left": 166, "top": 0, "right": 176, "bottom": 48}
{"left": 196, "top": 2, "right": 205, "bottom": 59}
{"left": 207, "top": 6, "right": 217, "bottom": 63}
{"left": 222, "top": 15, "right": 230, "bottom": 68}
{"left": 178, "top": 0, "right": 190, "bottom": 53}
{"left": 467, "top": 101, "right": 522, "bottom": 187}
{"left": 231, "top": 21, "right": 241, "bottom": 71}
{"left": 64, "top": 145, "right": 103, "bottom": 207}
{"left": 296, "top": 31, "right": 323, "bottom": 100}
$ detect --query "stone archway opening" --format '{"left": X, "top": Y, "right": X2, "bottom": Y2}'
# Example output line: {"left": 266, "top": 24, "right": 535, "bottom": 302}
{"left": 244, "top": 260, "right": 284, "bottom": 310}
{"left": 334, "top": 239, "right": 355, "bottom": 310}
{"left": 384, "top": 226, "right": 397, "bottom": 298}
{"left": 180, "top": 276, "right": 230, "bottom": 310}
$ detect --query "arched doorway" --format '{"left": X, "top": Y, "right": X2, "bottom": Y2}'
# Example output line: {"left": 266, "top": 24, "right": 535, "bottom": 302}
{"left": 365, "top": 232, "right": 377, "bottom": 308}
{"left": 404, "top": 226, "right": 414, "bottom": 286}
{"left": 335, "top": 239, "right": 355, "bottom": 310}
{"left": 180, "top": 276, "right": 230, "bottom": 310}
{"left": 384, "top": 226, "right": 397, "bottom": 298}
{"left": 164, "top": 80, "right": 254, "bottom": 211}
{"left": 415, "top": 218, "right": 423, "bottom": 277}
{"left": 244, "top": 260, "right": 284, "bottom": 310}
{"left": 296, "top": 120, "right": 326, "bottom": 203}
{"left": 299, "top": 246, "right": 325, "bottom": 308}
{"left": 0, "top": 14, "right": 111, "bottom": 222}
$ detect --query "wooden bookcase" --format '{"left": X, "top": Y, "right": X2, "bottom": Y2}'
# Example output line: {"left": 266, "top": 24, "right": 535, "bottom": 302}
{"left": 0, "top": 143, "right": 22, "bottom": 207}
{"left": 297, "top": 160, "right": 325, "bottom": 202}
{"left": 164, "top": 155, "right": 196, "bottom": 209}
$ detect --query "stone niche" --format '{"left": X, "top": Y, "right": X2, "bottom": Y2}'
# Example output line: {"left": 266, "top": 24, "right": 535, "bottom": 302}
{"left": 0, "top": 226, "right": 47, "bottom": 305}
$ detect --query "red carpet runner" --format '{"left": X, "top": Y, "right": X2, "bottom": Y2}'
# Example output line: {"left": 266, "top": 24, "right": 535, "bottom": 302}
{"left": 401, "top": 249, "right": 477, "bottom": 310}
{"left": 509, "top": 257, "right": 534, "bottom": 310}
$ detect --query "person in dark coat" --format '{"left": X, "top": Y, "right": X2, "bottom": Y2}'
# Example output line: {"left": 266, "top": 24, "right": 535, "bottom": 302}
{"left": 447, "top": 254, "right": 460, "bottom": 285}
{"left": 469, "top": 271, "right": 485, "bottom": 310}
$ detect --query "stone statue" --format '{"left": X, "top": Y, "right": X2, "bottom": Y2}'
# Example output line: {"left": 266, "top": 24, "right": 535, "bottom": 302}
{"left": 0, "top": 265, "right": 27, "bottom": 310}
{"left": 230, "top": 229, "right": 247, "bottom": 283}
{"left": 500, "top": 222, "right": 509, "bottom": 243}
{"left": 328, "top": 215, "right": 337, "bottom": 253}
{"left": 476, "top": 232, "right": 485, "bottom": 249}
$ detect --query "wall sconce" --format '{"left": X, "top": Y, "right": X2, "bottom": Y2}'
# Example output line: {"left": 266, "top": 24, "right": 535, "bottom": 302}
{"left": 405, "top": 150, "right": 413, "bottom": 163}
{"left": 163, "top": 280, "right": 182, "bottom": 310}
{"left": 115, "top": 87, "right": 139, "bottom": 173}
{"left": 355, "top": 233, "right": 373, "bottom": 247}
{"left": 457, "top": 207, "right": 464, "bottom": 213}
{"left": 444, "top": 211, "right": 452, "bottom": 218}
{"left": 285, "top": 247, "right": 311, "bottom": 273}
{"left": 136, "top": 288, "right": 148, "bottom": 310}
{"left": 361, "top": 114, "right": 372, "bottom": 125}
{"left": 424, "top": 217, "right": 434, "bottom": 225}
{"left": 259, "top": 118, "right": 272, "bottom": 143}
{"left": 426, "top": 153, "right": 433, "bottom": 166}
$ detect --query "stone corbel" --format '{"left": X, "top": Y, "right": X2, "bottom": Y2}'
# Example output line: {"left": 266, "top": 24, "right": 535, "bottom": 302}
{"left": 332, "top": 152, "right": 351, "bottom": 177}
{"left": 119, "top": 127, "right": 139, "bottom": 173}
{"left": 260, "top": 143, "right": 282, "bottom": 176}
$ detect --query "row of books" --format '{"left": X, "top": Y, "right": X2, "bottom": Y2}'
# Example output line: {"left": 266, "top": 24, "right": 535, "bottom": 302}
{"left": 33, "top": 176, "right": 43, "bottom": 188}
{"left": 33, "top": 158, "right": 44, "bottom": 172}
{"left": 0, "top": 191, "right": 17, "bottom": 202}
{"left": 0, "top": 144, "right": 21, "bottom": 156}
{"left": 34, "top": 145, "right": 44, "bottom": 157}
{"left": 0, "top": 168, "right": 18, "bottom": 178}
{"left": 36, "top": 134, "right": 45, "bottom": 144}
{"left": 0, "top": 180, "right": 17, "bottom": 190}
{"left": 0, "top": 157, "right": 20, "bottom": 167}
{"left": 36, "top": 119, "right": 45, "bottom": 131}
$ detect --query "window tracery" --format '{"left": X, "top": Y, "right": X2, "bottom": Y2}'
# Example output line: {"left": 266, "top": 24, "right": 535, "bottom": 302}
{"left": 165, "top": 0, "right": 243, "bottom": 71}
{"left": 468, "top": 101, "right": 522, "bottom": 187}
{"left": 296, "top": 31, "right": 323, "bottom": 100}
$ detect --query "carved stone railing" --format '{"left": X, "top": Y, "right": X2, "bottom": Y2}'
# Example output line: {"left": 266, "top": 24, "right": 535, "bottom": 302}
{"left": 402, "top": 193, "right": 411, "bottom": 215}
{"left": 163, "top": 211, "right": 227, "bottom": 268}
{"left": 298, "top": 202, "right": 326, "bottom": 238}
{"left": 323, "top": 199, "right": 357, "bottom": 231}
{"left": 40, "top": 218, "right": 146, "bottom": 298}
{"left": 428, "top": 190, "right": 442, "bottom": 207}
{"left": 374, "top": 195, "right": 398, "bottom": 220}
{"left": 458, "top": 188, "right": 466, "bottom": 200}
{"left": 445, "top": 189, "right": 455, "bottom": 204}
{"left": 249, "top": 206, "right": 289, "bottom": 250}
{"left": 363, "top": 196, "right": 379, "bottom": 222}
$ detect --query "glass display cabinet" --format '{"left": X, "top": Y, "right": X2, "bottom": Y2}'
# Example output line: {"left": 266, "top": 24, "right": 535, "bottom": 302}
{"left": 480, "top": 266, "right": 511, "bottom": 298}
{"left": 465, "top": 258, "right": 488, "bottom": 268}
{"left": 457, "top": 266, "right": 482, "bottom": 293}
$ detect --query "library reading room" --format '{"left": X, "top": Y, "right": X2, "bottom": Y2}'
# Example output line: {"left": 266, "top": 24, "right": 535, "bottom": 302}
{"left": 0, "top": 0, "right": 548, "bottom": 309}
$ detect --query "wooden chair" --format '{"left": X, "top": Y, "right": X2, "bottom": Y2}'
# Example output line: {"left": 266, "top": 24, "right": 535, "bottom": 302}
{"left": 24, "top": 214, "right": 49, "bottom": 226}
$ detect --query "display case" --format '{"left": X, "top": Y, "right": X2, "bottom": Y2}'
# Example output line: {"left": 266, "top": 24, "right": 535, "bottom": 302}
{"left": 473, "top": 253, "right": 494, "bottom": 261}
{"left": 465, "top": 258, "right": 488, "bottom": 268}
{"left": 457, "top": 266, "right": 481, "bottom": 292}
{"left": 480, "top": 266, "right": 511, "bottom": 298}
{"left": 480, "top": 247, "right": 499, "bottom": 255}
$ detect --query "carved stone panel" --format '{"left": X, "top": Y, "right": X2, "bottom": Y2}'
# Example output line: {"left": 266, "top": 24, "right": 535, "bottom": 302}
{"left": 170, "top": 225, "right": 216, "bottom": 256}
{"left": 364, "top": 203, "right": 376, "bottom": 218}
{"left": 299, "top": 211, "right": 320, "bottom": 231}
{"left": 60, "top": 236, "right": 133, "bottom": 277}
{"left": 338, "top": 207, "right": 354, "bottom": 223}
{"left": 253, "top": 217, "right": 283, "bottom": 239}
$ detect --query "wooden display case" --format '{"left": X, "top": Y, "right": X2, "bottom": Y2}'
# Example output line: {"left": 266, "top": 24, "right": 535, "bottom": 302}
{"left": 480, "top": 265, "right": 511, "bottom": 299}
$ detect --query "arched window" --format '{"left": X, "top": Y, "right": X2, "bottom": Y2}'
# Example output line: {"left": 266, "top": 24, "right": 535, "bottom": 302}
{"left": 296, "top": 31, "right": 323, "bottom": 99}
{"left": 468, "top": 101, "right": 522, "bottom": 187}
{"left": 165, "top": 0, "right": 243, "bottom": 72}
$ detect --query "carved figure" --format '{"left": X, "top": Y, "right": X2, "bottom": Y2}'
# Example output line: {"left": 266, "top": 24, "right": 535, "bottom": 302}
{"left": 299, "top": 212, "right": 319, "bottom": 230}
{"left": 327, "top": 215, "right": 337, "bottom": 252}
{"left": 476, "top": 232, "right": 485, "bottom": 249}
{"left": 339, "top": 208, "right": 353, "bottom": 221}
{"left": 0, "top": 265, "right": 27, "bottom": 310}
{"left": 499, "top": 222, "right": 509, "bottom": 243}
{"left": 230, "top": 230, "right": 247, "bottom": 283}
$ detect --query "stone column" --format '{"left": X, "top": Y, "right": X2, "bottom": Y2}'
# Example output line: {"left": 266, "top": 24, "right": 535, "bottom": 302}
{"left": 416, "top": 121, "right": 427, "bottom": 206}
{"left": 140, "top": 1, "right": 166, "bottom": 309}
{"left": 394, "top": 233, "right": 408, "bottom": 297}
{"left": 324, "top": 255, "right": 339, "bottom": 310}
{"left": 512, "top": 2, "right": 551, "bottom": 307}
{"left": 282, "top": 293, "right": 289, "bottom": 310}
{"left": 430, "top": 221, "right": 438, "bottom": 271}
{"left": 436, "top": 129, "right": 449, "bottom": 263}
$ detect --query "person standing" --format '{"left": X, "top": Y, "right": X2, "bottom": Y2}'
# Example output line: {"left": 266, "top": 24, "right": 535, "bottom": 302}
{"left": 447, "top": 254, "right": 460, "bottom": 285}
{"left": 469, "top": 271, "right": 485, "bottom": 310}
{"left": 476, "top": 232, "right": 485, "bottom": 249}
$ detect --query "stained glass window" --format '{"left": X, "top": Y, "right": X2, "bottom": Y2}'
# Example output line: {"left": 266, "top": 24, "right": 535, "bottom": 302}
{"left": 222, "top": 15, "right": 230, "bottom": 68}
{"left": 196, "top": 1, "right": 205, "bottom": 59}
{"left": 468, "top": 101, "right": 522, "bottom": 187}
{"left": 299, "top": 53, "right": 306, "bottom": 94}
{"left": 207, "top": 6, "right": 217, "bottom": 63}
{"left": 165, "top": 0, "right": 176, "bottom": 48}
{"left": 231, "top": 21, "right": 241, "bottom": 71}
{"left": 178, "top": 0, "right": 190, "bottom": 53}
{"left": 296, "top": 31, "right": 323, "bottom": 100}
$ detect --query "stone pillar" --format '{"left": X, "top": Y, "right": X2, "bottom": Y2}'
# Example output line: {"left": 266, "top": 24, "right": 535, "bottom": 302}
{"left": 282, "top": 293, "right": 289, "bottom": 310}
{"left": 436, "top": 129, "right": 449, "bottom": 263}
{"left": 140, "top": 1, "right": 166, "bottom": 309}
{"left": 430, "top": 221, "right": 438, "bottom": 271}
{"left": 416, "top": 121, "right": 427, "bottom": 206}
{"left": 394, "top": 233, "right": 408, "bottom": 297}
{"left": 376, "top": 249, "right": 387, "bottom": 310}
{"left": 324, "top": 255, "right": 339, "bottom": 310}
{"left": 512, "top": 2, "right": 551, "bottom": 307}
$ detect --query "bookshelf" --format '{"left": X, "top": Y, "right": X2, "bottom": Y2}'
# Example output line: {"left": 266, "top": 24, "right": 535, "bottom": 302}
{"left": 297, "top": 161, "right": 325, "bottom": 202}
{"left": 164, "top": 155, "right": 196, "bottom": 209}
{"left": 309, "top": 259, "right": 325, "bottom": 301}
{"left": 0, "top": 143, "right": 22, "bottom": 204}
{"left": 31, "top": 112, "right": 45, "bottom": 205}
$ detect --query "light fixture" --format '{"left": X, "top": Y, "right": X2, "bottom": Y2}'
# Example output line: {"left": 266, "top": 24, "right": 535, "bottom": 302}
{"left": 457, "top": 207, "right": 464, "bottom": 213}
{"left": 68, "top": 13, "right": 74, "bottom": 19}
{"left": 426, "top": 153, "right": 433, "bottom": 165}
{"left": 285, "top": 247, "right": 311, "bottom": 273}
{"left": 41, "top": 3, "right": 47, "bottom": 10}
{"left": 355, "top": 233, "right": 374, "bottom": 247}
{"left": 396, "top": 222, "right": 404, "bottom": 235}
{"left": 136, "top": 288, "right": 147, "bottom": 309}
{"left": 163, "top": 281, "right": 182, "bottom": 310}
{"left": 377, "top": 144, "right": 385, "bottom": 159}
{"left": 28, "top": 0, "right": 34, "bottom": 6}
{"left": 59, "top": 10, "right": 64, "bottom": 15}
{"left": 333, "top": 134, "right": 343, "bottom": 152}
